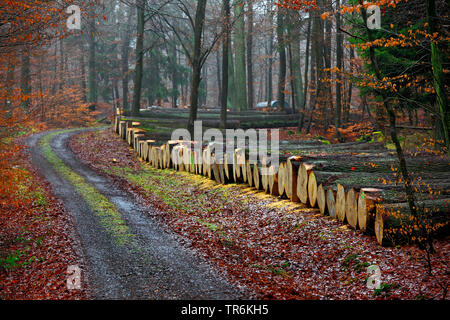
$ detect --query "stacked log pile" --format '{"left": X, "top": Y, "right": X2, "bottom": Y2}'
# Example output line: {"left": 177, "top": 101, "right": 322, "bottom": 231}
{"left": 113, "top": 116, "right": 450, "bottom": 247}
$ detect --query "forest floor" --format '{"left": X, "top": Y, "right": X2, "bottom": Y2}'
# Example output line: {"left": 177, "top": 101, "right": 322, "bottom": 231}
{"left": 67, "top": 128, "right": 449, "bottom": 300}
{"left": 0, "top": 133, "right": 88, "bottom": 299}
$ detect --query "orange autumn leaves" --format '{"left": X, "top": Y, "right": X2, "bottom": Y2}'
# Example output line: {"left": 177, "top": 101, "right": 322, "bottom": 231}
{"left": 0, "top": 0, "right": 98, "bottom": 211}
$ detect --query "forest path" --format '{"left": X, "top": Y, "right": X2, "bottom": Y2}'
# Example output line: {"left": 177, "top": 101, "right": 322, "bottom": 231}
{"left": 26, "top": 129, "right": 242, "bottom": 299}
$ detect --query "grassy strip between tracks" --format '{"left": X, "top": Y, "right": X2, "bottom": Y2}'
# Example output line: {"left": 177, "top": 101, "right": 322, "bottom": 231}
{"left": 40, "top": 130, "right": 135, "bottom": 247}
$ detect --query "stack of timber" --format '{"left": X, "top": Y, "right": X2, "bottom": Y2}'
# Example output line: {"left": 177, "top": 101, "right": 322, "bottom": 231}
{"left": 112, "top": 115, "right": 450, "bottom": 247}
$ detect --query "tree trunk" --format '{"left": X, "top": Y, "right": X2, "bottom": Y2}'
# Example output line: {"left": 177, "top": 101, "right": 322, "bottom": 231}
{"left": 335, "top": 0, "right": 343, "bottom": 138}
{"left": 266, "top": 3, "right": 274, "bottom": 106}
{"left": 122, "top": 5, "right": 133, "bottom": 111}
{"left": 220, "top": 0, "right": 230, "bottom": 130}
{"left": 171, "top": 42, "right": 178, "bottom": 108}
{"left": 426, "top": 0, "right": 449, "bottom": 153}
{"left": 132, "top": 0, "right": 145, "bottom": 116}
{"left": 298, "top": 17, "right": 311, "bottom": 130}
{"left": 287, "top": 11, "right": 303, "bottom": 114}
{"left": 187, "top": 0, "right": 208, "bottom": 135}
{"left": 228, "top": 40, "right": 237, "bottom": 110}
{"left": 5, "top": 54, "right": 15, "bottom": 110}
{"left": 246, "top": 0, "right": 254, "bottom": 110}
{"left": 306, "top": 7, "right": 322, "bottom": 134}
{"left": 59, "top": 39, "right": 65, "bottom": 90}
{"left": 233, "top": 0, "right": 247, "bottom": 111}
{"left": 20, "top": 46, "right": 31, "bottom": 110}
{"left": 88, "top": 15, "right": 97, "bottom": 108}
{"left": 216, "top": 49, "right": 222, "bottom": 108}
{"left": 276, "top": 6, "right": 286, "bottom": 112}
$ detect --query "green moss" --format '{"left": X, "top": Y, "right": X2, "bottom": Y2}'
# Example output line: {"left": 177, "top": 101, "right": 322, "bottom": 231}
{"left": 197, "top": 219, "right": 220, "bottom": 232}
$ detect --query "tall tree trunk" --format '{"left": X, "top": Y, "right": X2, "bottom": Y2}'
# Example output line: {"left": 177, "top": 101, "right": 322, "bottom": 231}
{"left": 59, "top": 39, "right": 65, "bottom": 90}
{"left": 276, "top": 6, "right": 286, "bottom": 112}
{"left": 5, "top": 54, "right": 15, "bottom": 110}
{"left": 323, "top": 0, "right": 333, "bottom": 132}
{"left": 220, "top": 0, "right": 230, "bottom": 129}
{"left": 345, "top": 45, "right": 354, "bottom": 119}
{"left": 216, "top": 49, "right": 222, "bottom": 108}
{"left": 426, "top": 0, "right": 449, "bottom": 153}
{"left": 233, "top": 0, "right": 247, "bottom": 110}
{"left": 287, "top": 11, "right": 303, "bottom": 113}
{"left": 228, "top": 40, "right": 237, "bottom": 110}
{"left": 171, "top": 41, "right": 178, "bottom": 108}
{"left": 132, "top": 0, "right": 145, "bottom": 116}
{"left": 80, "top": 52, "right": 87, "bottom": 103}
{"left": 246, "top": 0, "right": 254, "bottom": 110}
{"left": 335, "top": 0, "right": 343, "bottom": 138}
{"left": 88, "top": 15, "right": 97, "bottom": 108}
{"left": 187, "top": 0, "right": 208, "bottom": 135}
{"left": 20, "top": 46, "right": 31, "bottom": 110}
{"left": 266, "top": 2, "right": 274, "bottom": 105}
{"left": 306, "top": 4, "right": 323, "bottom": 134}
{"left": 298, "top": 17, "right": 311, "bottom": 131}
{"left": 122, "top": 5, "right": 133, "bottom": 111}
{"left": 199, "top": 63, "right": 207, "bottom": 107}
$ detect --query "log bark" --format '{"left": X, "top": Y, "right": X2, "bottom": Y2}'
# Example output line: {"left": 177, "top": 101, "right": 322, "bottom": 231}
{"left": 375, "top": 198, "right": 450, "bottom": 246}
{"left": 253, "top": 164, "right": 262, "bottom": 190}
{"left": 223, "top": 153, "right": 234, "bottom": 182}
{"left": 277, "top": 162, "right": 286, "bottom": 197}
{"left": 211, "top": 156, "right": 223, "bottom": 184}
{"left": 246, "top": 160, "right": 254, "bottom": 187}
{"left": 357, "top": 188, "right": 381, "bottom": 232}
{"left": 286, "top": 156, "right": 302, "bottom": 202}
{"left": 119, "top": 121, "right": 127, "bottom": 140}
{"left": 261, "top": 156, "right": 270, "bottom": 192}
{"left": 268, "top": 165, "right": 280, "bottom": 196}
{"left": 114, "top": 116, "right": 121, "bottom": 133}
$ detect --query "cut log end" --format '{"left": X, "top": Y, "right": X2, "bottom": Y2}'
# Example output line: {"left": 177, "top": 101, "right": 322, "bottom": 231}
{"left": 297, "top": 163, "right": 313, "bottom": 204}
{"left": 308, "top": 171, "right": 318, "bottom": 207}
{"left": 326, "top": 188, "right": 336, "bottom": 219}
{"left": 346, "top": 188, "right": 358, "bottom": 229}
{"left": 317, "top": 184, "right": 326, "bottom": 215}
{"left": 336, "top": 184, "right": 346, "bottom": 222}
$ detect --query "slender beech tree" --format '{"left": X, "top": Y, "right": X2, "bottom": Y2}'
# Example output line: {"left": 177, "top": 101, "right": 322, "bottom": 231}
{"left": 276, "top": 5, "right": 287, "bottom": 112}
{"left": 20, "top": 46, "right": 31, "bottom": 110}
{"left": 121, "top": 5, "right": 133, "bottom": 111}
{"left": 87, "top": 13, "right": 97, "bottom": 108}
{"left": 335, "top": 0, "right": 343, "bottom": 138}
{"left": 233, "top": 0, "right": 247, "bottom": 110}
{"left": 266, "top": 0, "right": 274, "bottom": 105}
{"left": 246, "top": 0, "right": 254, "bottom": 110}
{"left": 187, "top": 0, "right": 208, "bottom": 135}
{"left": 221, "top": 0, "right": 231, "bottom": 129}
{"left": 132, "top": 0, "right": 145, "bottom": 116}
{"left": 426, "top": 0, "right": 449, "bottom": 153}
{"left": 298, "top": 16, "right": 311, "bottom": 130}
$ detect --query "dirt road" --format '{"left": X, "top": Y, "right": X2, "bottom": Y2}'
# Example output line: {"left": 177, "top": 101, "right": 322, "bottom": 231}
{"left": 27, "top": 129, "right": 243, "bottom": 299}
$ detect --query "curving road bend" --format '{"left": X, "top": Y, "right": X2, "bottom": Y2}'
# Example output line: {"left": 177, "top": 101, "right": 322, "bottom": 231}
{"left": 27, "top": 129, "right": 244, "bottom": 300}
